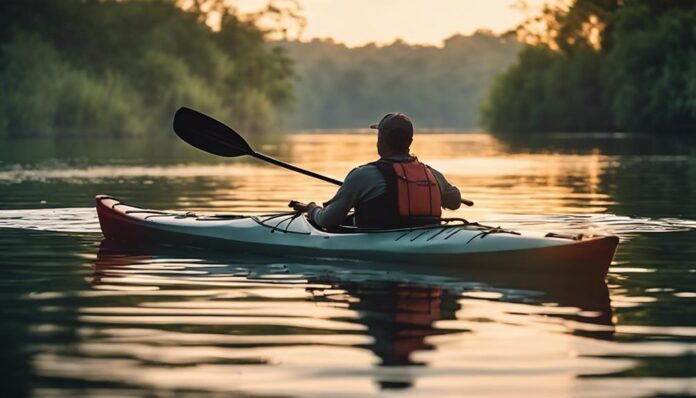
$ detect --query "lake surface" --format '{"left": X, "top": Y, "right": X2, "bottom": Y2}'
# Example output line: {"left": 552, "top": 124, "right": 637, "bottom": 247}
{"left": 1, "top": 132, "right": 695, "bottom": 397}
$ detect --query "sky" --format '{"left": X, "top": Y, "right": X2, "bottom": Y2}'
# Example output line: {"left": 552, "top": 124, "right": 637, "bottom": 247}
{"left": 234, "top": 0, "right": 545, "bottom": 47}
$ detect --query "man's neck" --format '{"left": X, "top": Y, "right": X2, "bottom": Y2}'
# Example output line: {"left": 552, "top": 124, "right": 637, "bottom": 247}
{"left": 380, "top": 153, "right": 412, "bottom": 160}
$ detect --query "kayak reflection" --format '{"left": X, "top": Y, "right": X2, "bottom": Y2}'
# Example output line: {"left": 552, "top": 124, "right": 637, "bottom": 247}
{"left": 93, "top": 241, "right": 614, "bottom": 392}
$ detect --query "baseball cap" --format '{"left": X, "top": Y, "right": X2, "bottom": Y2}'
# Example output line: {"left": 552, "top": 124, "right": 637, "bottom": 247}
{"left": 370, "top": 112, "right": 414, "bottom": 136}
{"left": 370, "top": 113, "right": 414, "bottom": 151}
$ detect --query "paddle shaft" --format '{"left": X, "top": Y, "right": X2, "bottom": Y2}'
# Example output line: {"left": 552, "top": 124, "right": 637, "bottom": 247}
{"left": 252, "top": 152, "right": 343, "bottom": 186}
{"left": 252, "top": 152, "right": 474, "bottom": 206}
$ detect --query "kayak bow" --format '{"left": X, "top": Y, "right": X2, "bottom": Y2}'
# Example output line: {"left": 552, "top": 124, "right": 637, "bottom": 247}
{"left": 96, "top": 195, "right": 619, "bottom": 280}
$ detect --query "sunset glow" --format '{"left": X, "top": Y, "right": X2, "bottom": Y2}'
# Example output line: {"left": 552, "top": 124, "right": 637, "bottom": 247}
{"left": 235, "top": 0, "right": 546, "bottom": 46}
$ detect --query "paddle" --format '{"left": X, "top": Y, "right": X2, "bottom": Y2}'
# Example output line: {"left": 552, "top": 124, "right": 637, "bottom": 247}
{"left": 173, "top": 107, "right": 342, "bottom": 185}
{"left": 173, "top": 107, "right": 474, "bottom": 206}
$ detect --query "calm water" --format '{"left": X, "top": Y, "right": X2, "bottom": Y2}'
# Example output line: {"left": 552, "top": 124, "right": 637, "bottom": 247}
{"left": 0, "top": 133, "right": 695, "bottom": 397}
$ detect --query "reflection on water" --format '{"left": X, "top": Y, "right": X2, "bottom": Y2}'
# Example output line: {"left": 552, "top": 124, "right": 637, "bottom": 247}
{"left": 31, "top": 242, "right": 617, "bottom": 395}
{"left": 0, "top": 134, "right": 671, "bottom": 215}
{"left": 0, "top": 133, "right": 695, "bottom": 397}
{"left": 1, "top": 134, "right": 694, "bottom": 220}
{"left": 19, "top": 240, "right": 693, "bottom": 397}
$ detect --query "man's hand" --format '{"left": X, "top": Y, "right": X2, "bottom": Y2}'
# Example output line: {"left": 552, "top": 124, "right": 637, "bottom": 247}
{"left": 288, "top": 200, "right": 318, "bottom": 213}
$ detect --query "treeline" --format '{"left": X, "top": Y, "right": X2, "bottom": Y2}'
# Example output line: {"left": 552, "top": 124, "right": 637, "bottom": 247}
{"left": 0, "top": 0, "right": 293, "bottom": 138}
{"left": 280, "top": 32, "right": 520, "bottom": 129}
{"left": 0, "top": 1, "right": 521, "bottom": 137}
{"left": 481, "top": 0, "right": 696, "bottom": 134}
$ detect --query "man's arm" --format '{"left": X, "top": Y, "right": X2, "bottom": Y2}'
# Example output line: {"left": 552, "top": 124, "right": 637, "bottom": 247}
{"left": 429, "top": 167, "right": 461, "bottom": 210}
{"left": 308, "top": 168, "right": 366, "bottom": 229}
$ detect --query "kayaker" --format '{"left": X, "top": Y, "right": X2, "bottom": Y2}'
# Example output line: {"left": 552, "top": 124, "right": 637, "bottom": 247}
{"left": 292, "top": 112, "right": 462, "bottom": 229}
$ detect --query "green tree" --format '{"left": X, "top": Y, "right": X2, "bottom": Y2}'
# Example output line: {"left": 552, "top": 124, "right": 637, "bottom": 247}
{"left": 604, "top": 3, "right": 696, "bottom": 132}
{"left": 481, "top": 0, "right": 696, "bottom": 134}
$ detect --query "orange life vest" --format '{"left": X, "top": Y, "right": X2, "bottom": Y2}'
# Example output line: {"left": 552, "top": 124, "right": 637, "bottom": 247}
{"left": 391, "top": 160, "right": 442, "bottom": 217}
{"left": 355, "top": 157, "right": 442, "bottom": 228}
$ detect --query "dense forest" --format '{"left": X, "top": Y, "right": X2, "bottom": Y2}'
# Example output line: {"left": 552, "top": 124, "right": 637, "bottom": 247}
{"left": 0, "top": 0, "right": 519, "bottom": 137}
{"left": 481, "top": 0, "right": 696, "bottom": 134}
{"left": 280, "top": 33, "right": 520, "bottom": 129}
{"left": 0, "top": 0, "right": 294, "bottom": 138}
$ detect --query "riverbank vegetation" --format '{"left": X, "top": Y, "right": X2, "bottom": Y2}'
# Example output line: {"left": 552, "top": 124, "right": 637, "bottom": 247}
{"left": 481, "top": 0, "right": 696, "bottom": 134}
{"left": 4, "top": 0, "right": 689, "bottom": 137}
{"left": 0, "top": 0, "right": 294, "bottom": 138}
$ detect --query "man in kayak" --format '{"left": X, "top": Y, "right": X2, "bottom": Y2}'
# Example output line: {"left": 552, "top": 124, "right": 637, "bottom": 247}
{"left": 292, "top": 112, "right": 461, "bottom": 229}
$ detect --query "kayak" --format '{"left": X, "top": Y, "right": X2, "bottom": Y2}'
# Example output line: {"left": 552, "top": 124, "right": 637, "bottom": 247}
{"left": 96, "top": 195, "right": 619, "bottom": 279}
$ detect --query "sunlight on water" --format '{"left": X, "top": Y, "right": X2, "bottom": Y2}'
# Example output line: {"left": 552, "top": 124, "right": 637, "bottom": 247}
{"left": 2, "top": 134, "right": 693, "bottom": 235}
{"left": 1, "top": 133, "right": 695, "bottom": 397}
{"left": 2, "top": 134, "right": 619, "bottom": 217}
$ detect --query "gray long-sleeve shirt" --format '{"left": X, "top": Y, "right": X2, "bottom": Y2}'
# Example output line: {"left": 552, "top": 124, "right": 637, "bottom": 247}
{"left": 309, "top": 155, "right": 461, "bottom": 229}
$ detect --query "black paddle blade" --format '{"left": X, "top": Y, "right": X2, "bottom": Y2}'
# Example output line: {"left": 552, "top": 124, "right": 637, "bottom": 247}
{"left": 173, "top": 107, "right": 253, "bottom": 157}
